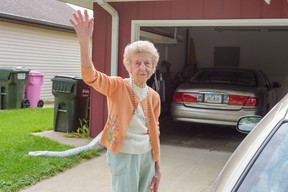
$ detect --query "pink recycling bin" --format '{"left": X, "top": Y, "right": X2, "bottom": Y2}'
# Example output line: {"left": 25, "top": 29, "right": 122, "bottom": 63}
{"left": 24, "top": 71, "right": 45, "bottom": 108}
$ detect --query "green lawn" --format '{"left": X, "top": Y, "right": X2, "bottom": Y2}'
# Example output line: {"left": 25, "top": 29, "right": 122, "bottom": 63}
{"left": 0, "top": 108, "right": 98, "bottom": 192}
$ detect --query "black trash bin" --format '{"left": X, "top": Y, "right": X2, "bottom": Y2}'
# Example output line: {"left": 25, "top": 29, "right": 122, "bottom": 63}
{"left": 0, "top": 67, "right": 30, "bottom": 109}
{"left": 52, "top": 75, "right": 90, "bottom": 133}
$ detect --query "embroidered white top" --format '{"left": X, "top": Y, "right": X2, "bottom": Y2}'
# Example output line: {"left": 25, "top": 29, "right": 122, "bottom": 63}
{"left": 120, "top": 79, "right": 152, "bottom": 154}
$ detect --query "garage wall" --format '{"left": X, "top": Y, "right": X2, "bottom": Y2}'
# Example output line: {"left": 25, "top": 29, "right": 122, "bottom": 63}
{"left": 0, "top": 21, "right": 81, "bottom": 101}
{"left": 155, "top": 28, "right": 188, "bottom": 74}
{"left": 189, "top": 27, "right": 288, "bottom": 99}
{"left": 142, "top": 26, "right": 288, "bottom": 100}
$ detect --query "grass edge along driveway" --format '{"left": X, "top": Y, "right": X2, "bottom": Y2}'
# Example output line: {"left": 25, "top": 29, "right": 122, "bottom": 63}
{"left": 0, "top": 108, "right": 99, "bottom": 192}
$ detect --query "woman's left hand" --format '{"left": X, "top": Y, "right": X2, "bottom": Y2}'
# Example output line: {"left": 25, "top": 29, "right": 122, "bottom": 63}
{"left": 150, "top": 161, "right": 161, "bottom": 192}
{"left": 150, "top": 171, "right": 161, "bottom": 192}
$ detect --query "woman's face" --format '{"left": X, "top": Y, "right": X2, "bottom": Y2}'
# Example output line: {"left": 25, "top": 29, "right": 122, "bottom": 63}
{"left": 130, "top": 52, "right": 154, "bottom": 87}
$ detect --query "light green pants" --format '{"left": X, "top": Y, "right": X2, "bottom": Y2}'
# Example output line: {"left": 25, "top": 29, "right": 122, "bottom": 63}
{"left": 106, "top": 150, "right": 155, "bottom": 192}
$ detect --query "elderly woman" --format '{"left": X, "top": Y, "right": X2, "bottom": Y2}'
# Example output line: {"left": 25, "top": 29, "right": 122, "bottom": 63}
{"left": 70, "top": 10, "right": 161, "bottom": 192}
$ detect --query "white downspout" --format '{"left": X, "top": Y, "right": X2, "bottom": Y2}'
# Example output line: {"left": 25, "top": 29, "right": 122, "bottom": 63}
{"left": 264, "top": 0, "right": 271, "bottom": 4}
{"left": 95, "top": 0, "right": 119, "bottom": 76}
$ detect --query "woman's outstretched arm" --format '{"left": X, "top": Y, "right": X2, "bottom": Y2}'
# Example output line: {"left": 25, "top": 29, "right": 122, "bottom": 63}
{"left": 70, "top": 10, "right": 94, "bottom": 68}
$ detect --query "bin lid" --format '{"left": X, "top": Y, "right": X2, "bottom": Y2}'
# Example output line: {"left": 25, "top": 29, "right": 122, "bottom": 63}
{"left": 0, "top": 67, "right": 30, "bottom": 80}
{"left": 29, "top": 71, "right": 45, "bottom": 77}
{"left": 51, "top": 75, "right": 82, "bottom": 93}
{"left": 52, "top": 75, "right": 81, "bottom": 80}
{"left": 0, "top": 70, "right": 11, "bottom": 80}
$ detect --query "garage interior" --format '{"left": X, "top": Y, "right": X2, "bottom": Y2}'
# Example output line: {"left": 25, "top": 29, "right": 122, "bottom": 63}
{"left": 140, "top": 25, "right": 288, "bottom": 112}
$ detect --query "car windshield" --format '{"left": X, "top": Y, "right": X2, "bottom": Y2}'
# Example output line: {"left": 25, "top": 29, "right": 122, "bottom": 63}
{"left": 236, "top": 122, "right": 288, "bottom": 192}
{"left": 189, "top": 70, "right": 257, "bottom": 86}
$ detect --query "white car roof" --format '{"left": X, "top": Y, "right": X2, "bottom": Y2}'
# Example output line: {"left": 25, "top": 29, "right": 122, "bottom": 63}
{"left": 211, "top": 93, "right": 288, "bottom": 192}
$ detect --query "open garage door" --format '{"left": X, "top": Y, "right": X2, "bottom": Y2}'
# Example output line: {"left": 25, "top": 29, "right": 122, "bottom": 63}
{"left": 132, "top": 19, "right": 288, "bottom": 109}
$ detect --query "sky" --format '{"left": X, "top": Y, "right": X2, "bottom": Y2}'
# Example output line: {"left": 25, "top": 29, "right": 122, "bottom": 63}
{"left": 67, "top": 3, "right": 94, "bottom": 18}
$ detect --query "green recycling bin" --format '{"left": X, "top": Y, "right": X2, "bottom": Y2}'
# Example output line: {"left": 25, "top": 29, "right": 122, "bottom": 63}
{"left": 0, "top": 67, "right": 30, "bottom": 109}
{"left": 52, "top": 75, "right": 90, "bottom": 133}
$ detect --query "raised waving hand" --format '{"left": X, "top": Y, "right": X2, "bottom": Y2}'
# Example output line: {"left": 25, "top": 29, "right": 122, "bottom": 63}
{"left": 69, "top": 10, "right": 94, "bottom": 44}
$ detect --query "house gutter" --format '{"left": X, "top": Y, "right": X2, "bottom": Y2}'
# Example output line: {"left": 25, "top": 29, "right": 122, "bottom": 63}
{"left": 95, "top": 0, "right": 119, "bottom": 76}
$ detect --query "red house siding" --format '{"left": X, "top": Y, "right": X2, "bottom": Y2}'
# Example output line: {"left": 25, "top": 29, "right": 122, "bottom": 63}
{"left": 221, "top": 0, "right": 242, "bottom": 18}
{"left": 241, "top": 0, "right": 263, "bottom": 18}
{"left": 89, "top": 3, "right": 111, "bottom": 137}
{"left": 89, "top": 0, "right": 288, "bottom": 137}
{"left": 262, "top": 0, "right": 286, "bottom": 18}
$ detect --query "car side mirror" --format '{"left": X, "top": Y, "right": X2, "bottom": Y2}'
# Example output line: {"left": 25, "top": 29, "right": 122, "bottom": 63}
{"left": 272, "top": 81, "right": 281, "bottom": 88}
{"left": 237, "top": 115, "right": 263, "bottom": 134}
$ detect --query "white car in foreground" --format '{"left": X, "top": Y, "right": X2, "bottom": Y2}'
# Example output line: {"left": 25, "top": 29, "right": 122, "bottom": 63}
{"left": 211, "top": 93, "right": 288, "bottom": 192}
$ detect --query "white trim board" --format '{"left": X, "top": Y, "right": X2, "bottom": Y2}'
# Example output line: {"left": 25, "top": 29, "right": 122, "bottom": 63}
{"left": 131, "top": 19, "right": 288, "bottom": 42}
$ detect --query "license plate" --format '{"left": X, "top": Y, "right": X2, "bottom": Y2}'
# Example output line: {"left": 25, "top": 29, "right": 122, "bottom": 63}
{"left": 204, "top": 93, "right": 222, "bottom": 103}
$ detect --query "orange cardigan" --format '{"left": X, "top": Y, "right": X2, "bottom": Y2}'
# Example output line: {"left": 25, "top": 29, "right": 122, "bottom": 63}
{"left": 81, "top": 66, "right": 161, "bottom": 161}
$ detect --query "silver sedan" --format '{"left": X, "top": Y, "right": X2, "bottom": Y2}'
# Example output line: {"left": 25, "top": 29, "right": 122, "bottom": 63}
{"left": 171, "top": 68, "right": 281, "bottom": 126}
{"left": 211, "top": 92, "right": 288, "bottom": 192}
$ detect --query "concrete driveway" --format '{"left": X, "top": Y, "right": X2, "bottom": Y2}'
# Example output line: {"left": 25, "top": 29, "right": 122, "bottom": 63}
{"left": 21, "top": 115, "right": 245, "bottom": 192}
{"left": 21, "top": 145, "right": 233, "bottom": 192}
